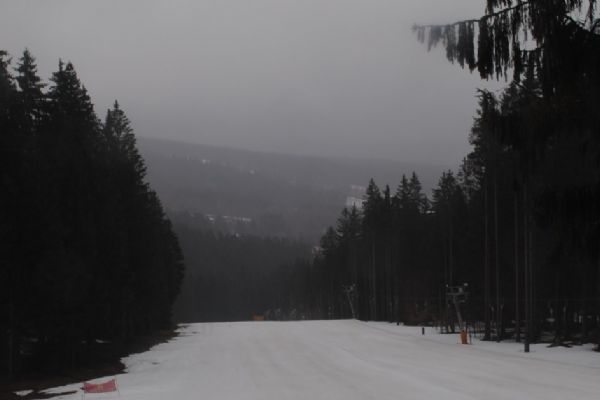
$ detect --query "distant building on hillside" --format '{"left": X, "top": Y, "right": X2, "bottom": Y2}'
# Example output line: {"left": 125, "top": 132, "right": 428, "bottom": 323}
{"left": 346, "top": 184, "right": 366, "bottom": 209}
{"left": 345, "top": 196, "right": 364, "bottom": 209}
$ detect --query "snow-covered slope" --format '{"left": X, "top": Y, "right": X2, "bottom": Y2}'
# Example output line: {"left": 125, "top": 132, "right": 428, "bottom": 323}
{"left": 38, "top": 321, "right": 600, "bottom": 400}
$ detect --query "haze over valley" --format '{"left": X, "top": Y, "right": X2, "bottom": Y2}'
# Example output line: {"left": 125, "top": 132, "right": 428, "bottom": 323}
{"left": 139, "top": 137, "right": 449, "bottom": 242}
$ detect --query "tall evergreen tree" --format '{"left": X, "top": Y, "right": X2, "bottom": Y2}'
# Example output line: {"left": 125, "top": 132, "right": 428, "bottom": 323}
{"left": 0, "top": 51, "right": 184, "bottom": 376}
{"left": 15, "top": 49, "right": 45, "bottom": 133}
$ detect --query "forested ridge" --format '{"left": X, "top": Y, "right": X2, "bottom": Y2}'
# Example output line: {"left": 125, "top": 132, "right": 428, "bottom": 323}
{"left": 0, "top": 50, "right": 184, "bottom": 377}
{"left": 137, "top": 137, "right": 445, "bottom": 243}
{"left": 278, "top": 0, "right": 600, "bottom": 349}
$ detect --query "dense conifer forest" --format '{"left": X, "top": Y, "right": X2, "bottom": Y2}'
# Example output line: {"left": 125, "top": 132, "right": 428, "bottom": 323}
{"left": 173, "top": 223, "right": 311, "bottom": 322}
{"left": 0, "top": 50, "right": 184, "bottom": 376}
{"left": 280, "top": 0, "right": 600, "bottom": 349}
{"left": 3, "top": 0, "right": 600, "bottom": 383}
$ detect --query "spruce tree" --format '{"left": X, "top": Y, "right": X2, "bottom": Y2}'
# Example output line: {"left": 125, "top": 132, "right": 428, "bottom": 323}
{"left": 15, "top": 49, "right": 45, "bottom": 133}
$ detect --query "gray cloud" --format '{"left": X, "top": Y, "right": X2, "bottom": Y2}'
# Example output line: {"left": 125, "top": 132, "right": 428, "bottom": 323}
{"left": 1, "top": 0, "right": 500, "bottom": 165}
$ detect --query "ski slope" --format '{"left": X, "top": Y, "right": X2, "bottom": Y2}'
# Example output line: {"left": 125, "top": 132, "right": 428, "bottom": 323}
{"left": 38, "top": 320, "right": 600, "bottom": 400}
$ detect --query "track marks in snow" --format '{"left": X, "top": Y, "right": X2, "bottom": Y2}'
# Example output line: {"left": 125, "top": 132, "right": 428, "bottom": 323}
{"left": 38, "top": 320, "right": 600, "bottom": 400}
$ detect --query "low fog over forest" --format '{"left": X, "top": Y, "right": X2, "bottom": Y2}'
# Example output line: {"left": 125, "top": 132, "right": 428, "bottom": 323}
{"left": 2, "top": 1, "right": 600, "bottom": 399}
{"left": 139, "top": 137, "right": 447, "bottom": 242}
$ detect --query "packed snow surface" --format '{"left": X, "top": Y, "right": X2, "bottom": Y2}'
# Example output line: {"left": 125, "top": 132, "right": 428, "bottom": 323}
{"left": 41, "top": 320, "right": 600, "bottom": 400}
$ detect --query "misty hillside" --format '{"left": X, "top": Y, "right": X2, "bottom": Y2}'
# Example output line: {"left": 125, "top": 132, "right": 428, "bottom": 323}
{"left": 138, "top": 137, "right": 449, "bottom": 242}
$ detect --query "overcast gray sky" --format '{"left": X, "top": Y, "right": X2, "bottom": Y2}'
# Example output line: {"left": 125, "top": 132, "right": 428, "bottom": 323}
{"left": 1, "top": 0, "right": 499, "bottom": 165}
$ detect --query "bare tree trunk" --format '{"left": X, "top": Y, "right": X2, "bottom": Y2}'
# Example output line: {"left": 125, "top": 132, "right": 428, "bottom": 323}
{"left": 484, "top": 177, "right": 491, "bottom": 340}
{"left": 524, "top": 182, "right": 530, "bottom": 353}
{"left": 580, "top": 282, "right": 587, "bottom": 344}
{"left": 529, "top": 205, "right": 535, "bottom": 343}
{"left": 371, "top": 239, "right": 377, "bottom": 321}
{"left": 385, "top": 236, "right": 392, "bottom": 321}
{"left": 514, "top": 191, "right": 521, "bottom": 342}
{"left": 449, "top": 211, "right": 454, "bottom": 288}
{"left": 494, "top": 172, "right": 501, "bottom": 342}
{"left": 8, "top": 284, "right": 14, "bottom": 377}
{"left": 596, "top": 240, "right": 600, "bottom": 350}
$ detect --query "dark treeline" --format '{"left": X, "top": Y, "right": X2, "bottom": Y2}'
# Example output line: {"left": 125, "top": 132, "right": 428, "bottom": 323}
{"left": 285, "top": 1, "right": 600, "bottom": 348}
{"left": 281, "top": 170, "right": 482, "bottom": 325}
{"left": 174, "top": 222, "right": 311, "bottom": 322}
{"left": 291, "top": 85, "right": 600, "bottom": 343}
{"left": 0, "top": 50, "right": 184, "bottom": 376}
